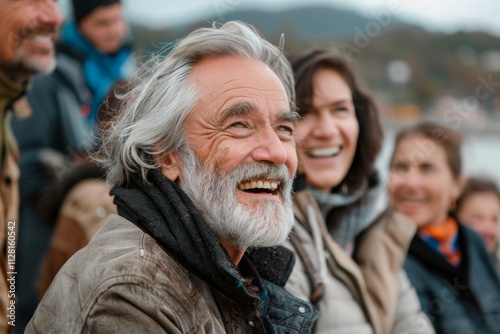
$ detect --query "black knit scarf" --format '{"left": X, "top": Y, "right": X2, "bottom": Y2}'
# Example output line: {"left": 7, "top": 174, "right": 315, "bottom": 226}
{"left": 110, "top": 169, "right": 261, "bottom": 304}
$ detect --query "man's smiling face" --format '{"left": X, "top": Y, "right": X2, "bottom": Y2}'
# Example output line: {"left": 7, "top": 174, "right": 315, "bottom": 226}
{"left": 184, "top": 55, "right": 298, "bottom": 208}
{"left": 159, "top": 55, "right": 298, "bottom": 251}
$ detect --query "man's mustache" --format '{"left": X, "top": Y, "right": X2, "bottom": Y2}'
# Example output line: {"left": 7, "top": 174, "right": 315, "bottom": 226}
{"left": 226, "top": 163, "right": 293, "bottom": 189}
{"left": 18, "top": 24, "right": 57, "bottom": 44}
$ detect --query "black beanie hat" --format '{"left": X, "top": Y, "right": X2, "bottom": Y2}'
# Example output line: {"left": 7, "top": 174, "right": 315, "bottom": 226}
{"left": 72, "top": 0, "right": 121, "bottom": 23}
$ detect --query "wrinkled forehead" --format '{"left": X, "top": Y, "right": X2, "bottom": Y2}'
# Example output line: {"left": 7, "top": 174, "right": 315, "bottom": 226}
{"left": 191, "top": 55, "right": 286, "bottom": 91}
{"left": 188, "top": 55, "right": 290, "bottom": 117}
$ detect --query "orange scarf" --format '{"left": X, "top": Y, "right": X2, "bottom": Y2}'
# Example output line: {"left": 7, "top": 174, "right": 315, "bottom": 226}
{"left": 418, "top": 217, "right": 461, "bottom": 266}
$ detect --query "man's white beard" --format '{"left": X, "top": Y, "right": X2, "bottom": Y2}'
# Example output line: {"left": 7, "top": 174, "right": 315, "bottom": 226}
{"left": 11, "top": 51, "right": 56, "bottom": 76}
{"left": 178, "top": 148, "right": 295, "bottom": 250}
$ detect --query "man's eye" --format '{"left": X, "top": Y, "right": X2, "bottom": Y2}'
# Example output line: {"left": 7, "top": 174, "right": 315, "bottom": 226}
{"left": 230, "top": 122, "right": 246, "bottom": 128}
{"left": 277, "top": 125, "right": 294, "bottom": 135}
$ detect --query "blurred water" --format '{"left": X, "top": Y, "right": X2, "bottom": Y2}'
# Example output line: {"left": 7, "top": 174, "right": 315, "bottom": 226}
{"left": 462, "top": 135, "right": 500, "bottom": 183}
{"left": 377, "top": 129, "right": 500, "bottom": 185}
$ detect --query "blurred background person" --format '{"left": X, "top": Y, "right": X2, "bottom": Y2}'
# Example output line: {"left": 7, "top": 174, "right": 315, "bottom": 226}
{"left": 38, "top": 160, "right": 115, "bottom": 299}
{"left": 61, "top": 0, "right": 132, "bottom": 127}
{"left": 456, "top": 177, "right": 500, "bottom": 272}
{"left": 0, "top": 1, "right": 62, "bottom": 333}
{"left": 36, "top": 81, "right": 125, "bottom": 300}
{"left": 0, "top": 10, "right": 59, "bottom": 83}
{"left": 389, "top": 122, "right": 500, "bottom": 334}
{"left": 10, "top": 0, "right": 131, "bottom": 331}
{"left": 0, "top": 0, "right": 59, "bottom": 63}
{"left": 284, "top": 49, "right": 433, "bottom": 334}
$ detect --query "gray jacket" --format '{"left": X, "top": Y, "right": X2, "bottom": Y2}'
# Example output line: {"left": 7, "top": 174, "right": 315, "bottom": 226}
{"left": 12, "top": 45, "right": 91, "bottom": 198}
{"left": 27, "top": 215, "right": 318, "bottom": 333}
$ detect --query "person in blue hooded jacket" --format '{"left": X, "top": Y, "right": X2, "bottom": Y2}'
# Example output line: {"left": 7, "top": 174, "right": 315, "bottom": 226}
{"left": 59, "top": 0, "right": 132, "bottom": 126}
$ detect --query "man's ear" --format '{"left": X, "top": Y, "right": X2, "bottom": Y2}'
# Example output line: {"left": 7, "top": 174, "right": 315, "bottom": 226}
{"left": 156, "top": 152, "right": 181, "bottom": 182}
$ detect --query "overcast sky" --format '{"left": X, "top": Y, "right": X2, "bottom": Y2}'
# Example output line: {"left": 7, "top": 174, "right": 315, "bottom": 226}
{"left": 60, "top": 0, "right": 500, "bottom": 36}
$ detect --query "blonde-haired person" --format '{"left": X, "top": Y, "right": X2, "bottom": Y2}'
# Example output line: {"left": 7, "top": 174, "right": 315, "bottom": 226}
{"left": 284, "top": 49, "right": 433, "bottom": 333}
{"left": 389, "top": 122, "right": 500, "bottom": 333}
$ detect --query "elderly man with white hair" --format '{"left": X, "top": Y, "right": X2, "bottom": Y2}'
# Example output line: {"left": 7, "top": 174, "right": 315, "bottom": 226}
{"left": 26, "top": 21, "right": 319, "bottom": 333}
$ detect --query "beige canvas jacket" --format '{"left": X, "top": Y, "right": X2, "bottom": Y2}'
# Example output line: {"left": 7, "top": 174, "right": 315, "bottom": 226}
{"left": 27, "top": 215, "right": 272, "bottom": 333}
{"left": 285, "top": 190, "right": 434, "bottom": 334}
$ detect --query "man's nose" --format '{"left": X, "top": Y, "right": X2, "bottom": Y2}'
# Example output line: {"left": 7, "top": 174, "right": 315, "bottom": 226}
{"left": 36, "top": 1, "right": 63, "bottom": 28}
{"left": 251, "top": 127, "right": 288, "bottom": 166}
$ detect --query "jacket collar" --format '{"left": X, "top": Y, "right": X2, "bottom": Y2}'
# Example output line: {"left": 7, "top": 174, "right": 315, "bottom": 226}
{"left": 0, "top": 72, "right": 26, "bottom": 112}
{"left": 409, "top": 215, "right": 469, "bottom": 281}
{"left": 246, "top": 246, "right": 296, "bottom": 288}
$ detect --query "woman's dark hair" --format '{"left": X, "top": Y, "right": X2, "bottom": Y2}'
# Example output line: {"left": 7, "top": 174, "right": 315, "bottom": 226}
{"left": 392, "top": 122, "right": 463, "bottom": 179}
{"left": 456, "top": 177, "right": 500, "bottom": 211}
{"left": 292, "top": 49, "right": 383, "bottom": 192}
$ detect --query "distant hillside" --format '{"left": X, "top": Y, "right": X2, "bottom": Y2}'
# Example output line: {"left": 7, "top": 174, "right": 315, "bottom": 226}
{"left": 131, "top": 5, "right": 500, "bottom": 117}
{"left": 220, "top": 6, "right": 375, "bottom": 40}
{"left": 132, "top": 5, "right": 390, "bottom": 49}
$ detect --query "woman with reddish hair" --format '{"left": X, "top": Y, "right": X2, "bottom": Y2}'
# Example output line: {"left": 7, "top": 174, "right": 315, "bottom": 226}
{"left": 389, "top": 122, "right": 500, "bottom": 333}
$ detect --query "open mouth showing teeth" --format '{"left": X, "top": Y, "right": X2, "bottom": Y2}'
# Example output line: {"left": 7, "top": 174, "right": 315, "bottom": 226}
{"left": 307, "top": 147, "right": 341, "bottom": 158}
{"left": 238, "top": 180, "right": 280, "bottom": 195}
{"left": 401, "top": 198, "right": 426, "bottom": 204}
{"left": 33, "top": 35, "right": 52, "bottom": 43}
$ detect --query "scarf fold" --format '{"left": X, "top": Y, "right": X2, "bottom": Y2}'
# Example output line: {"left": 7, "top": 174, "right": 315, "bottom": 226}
{"left": 419, "top": 216, "right": 461, "bottom": 266}
{"left": 110, "top": 169, "right": 260, "bottom": 304}
{"left": 298, "top": 170, "right": 388, "bottom": 249}
{"left": 60, "top": 21, "right": 131, "bottom": 124}
{"left": 0, "top": 72, "right": 26, "bottom": 170}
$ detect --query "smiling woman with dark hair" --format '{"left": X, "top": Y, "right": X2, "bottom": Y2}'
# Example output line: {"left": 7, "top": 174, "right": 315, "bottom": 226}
{"left": 284, "top": 48, "right": 433, "bottom": 333}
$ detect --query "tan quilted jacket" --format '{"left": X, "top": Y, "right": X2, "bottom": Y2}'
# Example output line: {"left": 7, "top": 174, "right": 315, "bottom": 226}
{"left": 0, "top": 73, "right": 24, "bottom": 334}
{"left": 285, "top": 190, "right": 435, "bottom": 334}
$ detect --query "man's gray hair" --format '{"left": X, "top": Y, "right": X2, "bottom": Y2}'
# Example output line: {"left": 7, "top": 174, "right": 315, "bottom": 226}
{"left": 94, "top": 21, "right": 295, "bottom": 187}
